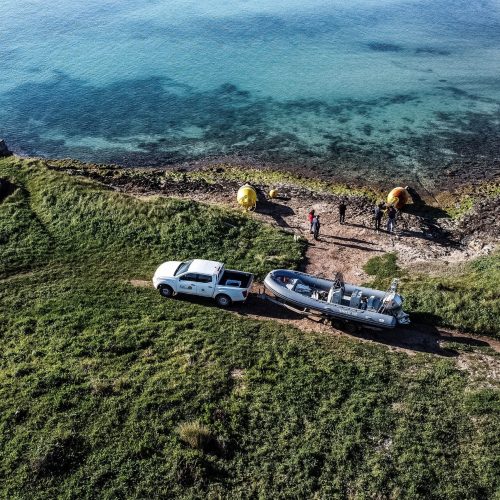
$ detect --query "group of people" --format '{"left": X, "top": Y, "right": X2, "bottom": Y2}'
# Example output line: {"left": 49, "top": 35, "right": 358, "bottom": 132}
{"left": 307, "top": 210, "right": 321, "bottom": 240}
{"left": 307, "top": 201, "right": 399, "bottom": 239}
{"left": 374, "top": 202, "right": 398, "bottom": 233}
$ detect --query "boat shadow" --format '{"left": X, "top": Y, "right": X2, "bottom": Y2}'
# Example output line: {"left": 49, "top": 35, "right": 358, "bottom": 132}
{"left": 164, "top": 295, "right": 492, "bottom": 357}
{"left": 344, "top": 314, "right": 491, "bottom": 356}
{"left": 349, "top": 324, "right": 457, "bottom": 356}
{"left": 243, "top": 298, "right": 492, "bottom": 357}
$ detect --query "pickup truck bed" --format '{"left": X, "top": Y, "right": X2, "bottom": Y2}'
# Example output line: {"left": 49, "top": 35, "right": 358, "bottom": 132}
{"left": 219, "top": 270, "right": 253, "bottom": 289}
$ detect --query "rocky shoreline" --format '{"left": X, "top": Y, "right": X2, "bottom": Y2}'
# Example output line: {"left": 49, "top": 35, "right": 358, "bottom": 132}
{"left": 2, "top": 139, "right": 499, "bottom": 252}
{"left": 40, "top": 156, "right": 498, "bottom": 266}
{"left": 3, "top": 132, "right": 499, "bottom": 195}
{"left": 0, "top": 139, "right": 12, "bottom": 158}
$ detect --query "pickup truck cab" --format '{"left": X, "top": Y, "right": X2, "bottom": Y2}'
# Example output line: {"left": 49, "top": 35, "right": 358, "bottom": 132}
{"left": 152, "top": 259, "right": 254, "bottom": 307}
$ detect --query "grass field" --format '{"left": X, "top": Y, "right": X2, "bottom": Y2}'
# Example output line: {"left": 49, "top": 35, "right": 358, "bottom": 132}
{"left": 1, "top": 158, "right": 499, "bottom": 498}
{"left": 364, "top": 253, "right": 500, "bottom": 338}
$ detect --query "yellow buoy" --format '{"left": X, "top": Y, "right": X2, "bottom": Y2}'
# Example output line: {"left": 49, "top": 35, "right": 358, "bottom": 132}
{"left": 237, "top": 184, "right": 257, "bottom": 211}
{"left": 269, "top": 188, "right": 278, "bottom": 199}
{"left": 387, "top": 187, "right": 409, "bottom": 209}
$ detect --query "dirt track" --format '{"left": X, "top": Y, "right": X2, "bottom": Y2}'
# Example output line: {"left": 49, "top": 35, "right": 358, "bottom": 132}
{"left": 123, "top": 175, "right": 499, "bottom": 370}
{"left": 131, "top": 179, "right": 496, "bottom": 280}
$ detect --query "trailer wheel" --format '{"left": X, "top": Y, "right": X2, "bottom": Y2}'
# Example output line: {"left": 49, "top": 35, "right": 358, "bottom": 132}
{"left": 343, "top": 322, "right": 359, "bottom": 333}
{"left": 215, "top": 294, "right": 232, "bottom": 308}
{"left": 159, "top": 285, "right": 174, "bottom": 298}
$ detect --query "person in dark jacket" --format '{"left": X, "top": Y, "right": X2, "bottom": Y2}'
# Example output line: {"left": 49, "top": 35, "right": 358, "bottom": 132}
{"left": 387, "top": 205, "right": 397, "bottom": 234}
{"left": 374, "top": 203, "right": 384, "bottom": 232}
{"left": 338, "top": 201, "right": 347, "bottom": 224}
{"left": 312, "top": 215, "right": 321, "bottom": 240}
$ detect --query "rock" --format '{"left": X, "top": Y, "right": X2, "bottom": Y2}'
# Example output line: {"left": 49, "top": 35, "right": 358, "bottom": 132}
{"left": 0, "top": 139, "right": 12, "bottom": 157}
{"left": 0, "top": 178, "right": 15, "bottom": 202}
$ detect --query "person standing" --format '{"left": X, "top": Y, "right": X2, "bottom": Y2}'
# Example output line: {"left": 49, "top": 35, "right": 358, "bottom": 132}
{"left": 338, "top": 201, "right": 347, "bottom": 224}
{"left": 307, "top": 209, "right": 315, "bottom": 233}
{"left": 374, "top": 203, "right": 384, "bottom": 232}
{"left": 387, "top": 205, "right": 397, "bottom": 234}
{"left": 312, "top": 215, "right": 321, "bottom": 240}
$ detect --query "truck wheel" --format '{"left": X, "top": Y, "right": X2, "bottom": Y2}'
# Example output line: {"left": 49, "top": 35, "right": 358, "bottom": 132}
{"left": 159, "top": 285, "right": 174, "bottom": 298}
{"left": 215, "top": 294, "right": 232, "bottom": 308}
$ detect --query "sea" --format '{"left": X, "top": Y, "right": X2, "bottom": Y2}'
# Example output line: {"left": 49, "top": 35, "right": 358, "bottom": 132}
{"left": 1, "top": 0, "right": 500, "bottom": 188}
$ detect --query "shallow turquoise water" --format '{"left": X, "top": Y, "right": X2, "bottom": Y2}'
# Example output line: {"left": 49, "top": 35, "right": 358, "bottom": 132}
{"left": 1, "top": 0, "right": 499, "bottom": 186}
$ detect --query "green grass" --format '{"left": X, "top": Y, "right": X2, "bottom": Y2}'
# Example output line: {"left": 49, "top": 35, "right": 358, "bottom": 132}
{"left": 362, "top": 253, "right": 402, "bottom": 284}
{"left": 1, "top": 157, "right": 499, "bottom": 498}
{"left": 364, "top": 253, "right": 500, "bottom": 338}
{"left": 0, "top": 158, "right": 304, "bottom": 280}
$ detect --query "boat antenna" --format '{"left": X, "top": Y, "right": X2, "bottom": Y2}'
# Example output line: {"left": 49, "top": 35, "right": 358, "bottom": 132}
{"left": 389, "top": 278, "right": 399, "bottom": 293}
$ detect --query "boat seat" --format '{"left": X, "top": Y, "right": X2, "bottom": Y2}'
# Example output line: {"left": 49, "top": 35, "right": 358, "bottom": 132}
{"left": 292, "top": 279, "right": 312, "bottom": 296}
{"left": 367, "top": 295, "right": 381, "bottom": 311}
{"left": 349, "top": 289, "right": 363, "bottom": 308}
{"left": 327, "top": 286, "right": 343, "bottom": 304}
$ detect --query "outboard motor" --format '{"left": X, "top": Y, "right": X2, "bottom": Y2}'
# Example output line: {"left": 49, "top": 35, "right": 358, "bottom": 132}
{"left": 380, "top": 280, "right": 411, "bottom": 325}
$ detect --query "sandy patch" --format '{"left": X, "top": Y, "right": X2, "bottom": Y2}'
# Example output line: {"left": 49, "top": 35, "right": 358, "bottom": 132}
{"left": 129, "top": 279, "right": 152, "bottom": 288}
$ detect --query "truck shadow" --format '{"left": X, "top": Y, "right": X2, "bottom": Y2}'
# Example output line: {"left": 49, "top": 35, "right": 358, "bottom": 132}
{"left": 167, "top": 292, "right": 305, "bottom": 321}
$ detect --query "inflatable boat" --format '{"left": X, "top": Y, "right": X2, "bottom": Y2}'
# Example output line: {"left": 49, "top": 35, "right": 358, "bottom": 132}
{"left": 264, "top": 269, "right": 410, "bottom": 329}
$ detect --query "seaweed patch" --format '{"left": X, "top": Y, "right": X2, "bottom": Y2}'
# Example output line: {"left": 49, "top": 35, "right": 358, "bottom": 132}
{"left": 415, "top": 47, "right": 451, "bottom": 56}
{"left": 367, "top": 42, "right": 403, "bottom": 52}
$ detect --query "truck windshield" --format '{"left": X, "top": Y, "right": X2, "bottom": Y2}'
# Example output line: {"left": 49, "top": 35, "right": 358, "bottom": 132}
{"left": 174, "top": 260, "right": 193, "bottom": 276}
{"left": 217, "top": 265, "right": 224, "bottom": 283}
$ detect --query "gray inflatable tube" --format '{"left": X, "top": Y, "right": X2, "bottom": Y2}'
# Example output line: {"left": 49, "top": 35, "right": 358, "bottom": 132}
{"left": 264, "top": 269, "right": 410, "bottom": 329}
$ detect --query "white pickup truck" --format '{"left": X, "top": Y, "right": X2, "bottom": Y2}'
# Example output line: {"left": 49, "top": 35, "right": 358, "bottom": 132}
{"left": 152, "top": 259, "right": 254, "bottom": 307}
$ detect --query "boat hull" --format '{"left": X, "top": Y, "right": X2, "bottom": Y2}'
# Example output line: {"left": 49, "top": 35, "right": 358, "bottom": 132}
{"left": 264, "top": 269, "right": 399, "bottom": 329}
